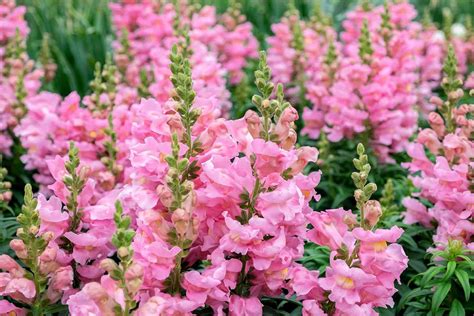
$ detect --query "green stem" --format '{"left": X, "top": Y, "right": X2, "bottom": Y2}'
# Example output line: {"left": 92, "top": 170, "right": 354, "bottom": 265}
{"left": 235, "top": 255, "right": 248, "bottom": 297}
{"left": 29, "top": 240, "right": 44, "bottom": 315}
{"left": 169, "top": 252, "right": 183, "bottom": 295}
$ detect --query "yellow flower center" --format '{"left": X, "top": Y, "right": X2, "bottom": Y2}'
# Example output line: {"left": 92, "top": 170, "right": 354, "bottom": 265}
{"left": 371, "top": 240, "right": 388, "bottom": 252}
{"left": 230, "top": 233, "right": 240, "bottom": 242}
{"left": 302, "top": 190, "right": 311, "bottom": 199}
{"left": 159, "top": 152, "right": 166, "bottom": 163}
{"left": 336, "top": 275, "right": 355, "bottom": 289}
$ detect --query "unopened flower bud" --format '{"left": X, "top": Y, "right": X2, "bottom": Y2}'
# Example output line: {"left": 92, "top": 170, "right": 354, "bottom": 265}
{"left": 429, "top": 96, "right": 443, "bottom": 107}
{"left": 364, "top": 200, "right": 382, "bottom": 227}
{"left": 262, "top": 99, "right": 271, "bottom": 108}
{"left": 244, "top": 110, "right": 261, "bottom": 139}
{"left": 172, "top": 208, "right": 191, "bottom": 237}
{"left": 39, "top": 247, "right": 57, "bottom": 262}
{"left": 42, "top": 231, "right": 55, "bottom": 242}
{"left": 183, "top": 180, "right": 194, "bottom": 192}
{"left": 170, "top": 89, "right": 178, "bottom": 98}
{"left": 115, "top": 54, "right": 129, "bottom": 70}
{"left": 10, "top": 239, "right": 27, "bottom": 259}
{"left": 281, "top": 129, "right": 297, "bottom": 150}
{"left": 428, "top": 112, "right": 446, "bottom": 137}
{"left": 117, "top": 247, "right": 129, "bottom": 258}
{"left": 29, "top": 225, "right": 39, "bottom": 235}
{"left": 125, "top": 263, "right": 143, "bottom": 294}
{"left": 156, "top": 185, "right": 173, "bottom": 208}
{"left": 100, "top": 258, "right": 118, "bottom": 273}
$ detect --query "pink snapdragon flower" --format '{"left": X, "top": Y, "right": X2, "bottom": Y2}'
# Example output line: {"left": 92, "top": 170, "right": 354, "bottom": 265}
{"left": 403, "top": 91, "right": 473, "bottom": 250}
{"left": 320, "top": 259, "right": 377, "bottom": 306}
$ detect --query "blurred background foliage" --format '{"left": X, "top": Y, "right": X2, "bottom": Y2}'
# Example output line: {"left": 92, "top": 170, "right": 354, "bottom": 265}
{"left": 18, "top": 0, "right": 473, "bottom": 97}
{"left": 18, "top": 0, "right": 112, "bottom": 96}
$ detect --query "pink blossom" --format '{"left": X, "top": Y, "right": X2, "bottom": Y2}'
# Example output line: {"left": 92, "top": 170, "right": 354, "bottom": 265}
{"left": 319, "top": 259, "right": 376, "bottom": 306}
{"left": 37, "top": 194, "right": 69, "bottom": 239}
{"left": 0, "top": 300, "right": 26, "bottom": 316}
{"left": 229, "top": 295, "right": 262, "bottom": 316}
{"left": 183, "top": 270, "right": 221, "bottom": 305}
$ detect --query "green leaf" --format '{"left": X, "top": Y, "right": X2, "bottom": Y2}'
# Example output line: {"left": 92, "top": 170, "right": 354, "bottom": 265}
{"left": 421, "top": 266, "right": 444, "bottom": 286}
{"left": 443, "top": 261, "right": 456, "bottom": 280}
{"left": 398, "top": 288, "right": 433, "bottom": 310}
{"left": 431, "top": 282, "right": 451, "bottom": 313}
{"left": 454, "top": 269, "right": 470, "bottom": 301}
{"left": 448, "top": 299, "right": 465, "bottom": 316}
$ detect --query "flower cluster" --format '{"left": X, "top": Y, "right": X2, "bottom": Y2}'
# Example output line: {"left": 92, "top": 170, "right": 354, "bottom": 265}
{"left": 302, "top": 144, "right": 408, "bottom": 315}
{"left": 403, "top": 46, "right": 474, "bottom": 251}
{"left": 13, "top": 0, "right": 259, "bottom": 193}
{"left": 109, "top": 0, "right": 257, "bottom": 107}
{"left": 0, "top": 0, "right": 45, "bottom": 156}
{"left": 299, "top": 1, "right": 421, "bottom": 162}
{"left": 0, "top": 142, "right": 124, "bottom": 315}
{"left": 267, "top": 4, "right": 336, "bottom": 106}
{"left": 268, "top": 1, "right": 472, "bottom": 163}
{"left": 14, "top": 59, "right": 137, "bottom": 194}
{"left": 1, "top": 0, "right": 471, "bottom": 315}
{"left": 0, "top": 184, "right": 74, "bottom": 315}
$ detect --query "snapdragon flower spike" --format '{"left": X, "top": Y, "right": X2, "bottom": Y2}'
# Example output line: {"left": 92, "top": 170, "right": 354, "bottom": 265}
{"left": 110, "top": 0, "right": 257, "bottom": 112}
{"left": 0, "top": 184, "right": 73, "bottom": 315}
{"left": 161, "top": 40, "right": 201, "bottom": 295}
{"left": 115, "top": 28, "right": 132, "bottom": 75}
{"left": 87, "top": 56, "right": 119, "bottom": 115}
{"left": 0, "top": 155, "right": 12, "bottom": 206}
{"left": 306, "top": 144, "right": 408, "bottom": 314}
{"left": 403, "top": 46, "right": 474, "bottom": 250}
{"left": 102, "top": 114, "right": 122, "bottom": 178}
{"left": 177, "top": 51, "right": 321, "bottom": 314}
{"left": 38, "top": 34, "right": 56, "bottom": 82}
{"left": 352, "top": 143, "right": 378, "bottom": 229}
{"left": 63, "top": 142, "right": 86, "bottom": 233}
{"left": 0, "top": 7, "right": 44, "bottom": 156}
{"left": 440, "top": 45, "right": 463, "bottom": 133}
{"left": 358, "top": 20, "right": 373, "bottom": 65}
{"left": 99, "top": 201, "right": 141, "bottom": 316}
{"left": 267, "top": 5, "right": 335, "bottom": 106}
{"left": 170, "top": 43, "right": 201, "bottom": 158}
{"left": 250, "top": 51, "right": 295, "bottom": 148}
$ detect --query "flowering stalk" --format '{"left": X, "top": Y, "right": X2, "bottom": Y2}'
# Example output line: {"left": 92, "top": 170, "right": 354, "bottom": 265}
{"left": 380, "top": 2, "right": 392, "bottom": 53}
{"left": 252, "top": 52, "right": 291, "bottom": 142}
{"left": 138, "top": 68, "right": 152, "bottom": 98}
{"left": 2, "top": 30, "right": 25, "bottom": 78}
{"left": 165, "top": 41, "right": 200, "bottom": 294}
{"left": 63, "top": 142, "right": 86, "bottom": 234}
{"left": 307, "top": 144, "right": 407, "bottom": 314}
{"left": 440, "top": 45, "right": 463, "bottom": 133}
{"left": 0, "top": 155, "right": 12, "bottom": 208}
{"left": 115, "top": 28, "right": 132, "bottom": 75}
{"left": 14, "top": 184, "right": 50, "bottom": 315}
{"left": 403, "top": 43, "right": 473, "bottom": 250}
{"left": 102, "top": 114, "right": 121, "bottom": 178}
{"left": 170, "top": 44, "right": 201, "bottom": 159}
{"left": 351, "top": 143, "right": 377, "bottom": 229}
{"left": 89, "top": 56, "right": 119, "bottom": 113}
{"left": 358, "top": 20, "right": 373, "bottom": 65}
{"left": 38, "top": 33, "right": 56, "bottom": 82}
{"left": 101, "top": 201, "right": 141, "bottom": 316}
